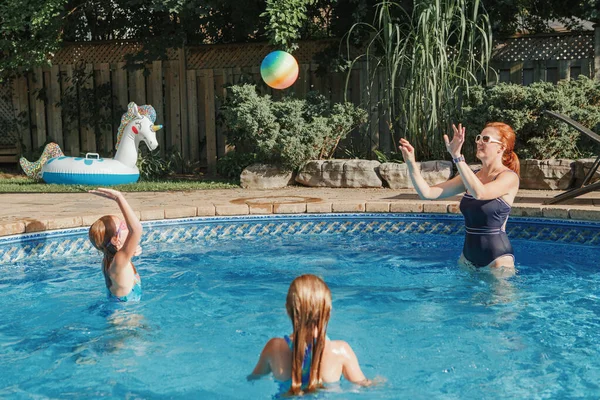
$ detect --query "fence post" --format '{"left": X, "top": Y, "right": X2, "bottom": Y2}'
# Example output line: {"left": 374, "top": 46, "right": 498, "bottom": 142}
{"left": 595, "top": 23, "right": 600, "bottom": 80}
{"left": 11, "top": 71, "right": 31, "bottom": 153}
{"left": 48, "top": 65, "right": 63, "bottom": 147}
{"left": 186, "top": 69, "right": 199, "bottom": 163}
{"left": 149, "top": 61, "right": 165, "bottom": 154}
{"left": 62, "top": 65, "right": 79, "bottom": 156}
{"left": 203, "top": 69, "right": 217, "bottom": 175}
{"left": 80, "top": 63, "right": 96, "bottom": 153}
{"left": 32, "top": 67, "right": 46, "bottom": 150}
{"left": 178, "top": 47, "right": 189, "bottom": 163}
{"left": 96, "top": 64, "right": 112, "bottom": 154}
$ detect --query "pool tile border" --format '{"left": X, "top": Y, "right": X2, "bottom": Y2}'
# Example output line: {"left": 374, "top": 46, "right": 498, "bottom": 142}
{"left": 4, "top": 199, "right": 600, "bottom": 238}
{"left": 1, "top": 213, "right": 600, "bottom": 265}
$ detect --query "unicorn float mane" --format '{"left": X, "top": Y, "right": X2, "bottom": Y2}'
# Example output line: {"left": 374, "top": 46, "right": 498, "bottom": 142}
{"left": 19, "top": 101, "right": 161, "bottom": 183}
{"left": 115, "top": 103, "right": 158, "bottom": 149}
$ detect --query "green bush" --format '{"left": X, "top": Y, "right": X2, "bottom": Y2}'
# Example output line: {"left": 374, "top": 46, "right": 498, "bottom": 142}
{"left": 137, "top": 147, "right": 200, "bottom": 180}
{"left": 221, "top": 84, "right": 367, "bottom": 170}
{"left": 137, "top": 148, "right": 174, "bottom": 180}
{"left": 460, "top": 76, "right": 600, "bottom": 160}
{"left": 216, "top": 151, "right": 258, "bottom": 180}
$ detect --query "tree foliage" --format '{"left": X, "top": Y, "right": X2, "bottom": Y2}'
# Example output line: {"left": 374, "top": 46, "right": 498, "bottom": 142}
{"left": 0, "top": 0, "right": 67, "bottom": 73}
{"left": 3, "top": 0, "right": 594, "bottom": 77}
{"left": 2, "top": 0, "right": 598, "bottom": 75}
{"left": 1, "top": 0, "right": 268, "bottom": 75}
{"left": 0, "top": 0, "right": 396, "bottom": 77}
{"left": 460, "top": 76, "right": 600, "bottom": 160}
{"left": 262, "top": 0, "right": 312, "bottom": 52}
{"left": 482, "top": 0, "right": 599, "bottom": 37}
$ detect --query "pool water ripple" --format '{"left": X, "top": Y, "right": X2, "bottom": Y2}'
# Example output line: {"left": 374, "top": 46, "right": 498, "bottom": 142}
{"left": 0, "top": 218, "right": 599, "bottom": 398}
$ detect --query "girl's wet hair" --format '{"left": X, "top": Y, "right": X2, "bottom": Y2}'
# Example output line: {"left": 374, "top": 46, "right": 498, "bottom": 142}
{"left": 89, "top": 215, "right": 119, "bottom": 288}
{"left": 285, "top": 274, "right": 332, "bottom": 396}
{"left": 89, "top": 216, "right": 118, "bottom": 251}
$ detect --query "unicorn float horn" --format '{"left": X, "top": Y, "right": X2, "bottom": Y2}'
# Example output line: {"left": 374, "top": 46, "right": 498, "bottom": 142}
{"left": 152, "top": 125, "right": 163, "bottom": 132}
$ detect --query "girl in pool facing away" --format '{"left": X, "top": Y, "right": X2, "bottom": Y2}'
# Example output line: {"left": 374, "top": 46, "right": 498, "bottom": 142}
{"left": 248, "top": 274, "right": 375, "bottom": 395}
{"left": 88, "top": 188, "right": 143, "bottom": 302}
{"left": 400, "top": 122, "right": 520, "bottom": 273}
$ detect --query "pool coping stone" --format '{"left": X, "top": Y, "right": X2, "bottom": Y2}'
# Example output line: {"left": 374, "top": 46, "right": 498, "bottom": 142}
{"left": 2, "top": 188, "right": 600, "bottom": 237}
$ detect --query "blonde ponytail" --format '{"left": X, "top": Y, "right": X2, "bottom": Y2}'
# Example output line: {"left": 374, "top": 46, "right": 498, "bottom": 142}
{"left": 285, "top": 275, "right": 332, "bottom": 396}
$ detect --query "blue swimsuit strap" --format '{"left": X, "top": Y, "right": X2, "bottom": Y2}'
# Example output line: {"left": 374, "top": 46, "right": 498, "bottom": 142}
{"left": 107, "top": 272, "right": 142, "bottom": 302}
{"left": 284, "top": 335, "right": 313, "bottom": 383}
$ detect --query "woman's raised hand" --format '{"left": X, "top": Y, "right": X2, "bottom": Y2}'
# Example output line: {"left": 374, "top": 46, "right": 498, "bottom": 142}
{"left": 399, "top": 138, "right": 416, "bottom": 164}
{"left": 89, "top": 187, "right": 123, "bottom": 201}
{"left": 444, "top": 124, "right": 466, "bottom": 158}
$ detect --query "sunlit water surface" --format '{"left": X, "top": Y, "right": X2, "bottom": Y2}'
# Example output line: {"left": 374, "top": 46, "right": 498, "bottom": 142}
{"left": 1, "top": 229, "right": 599, "bottom": 398}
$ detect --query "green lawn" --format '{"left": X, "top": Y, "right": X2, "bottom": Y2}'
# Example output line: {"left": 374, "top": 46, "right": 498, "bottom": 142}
{"left": 0, "top": 176, "right": 239, "bottom": 193}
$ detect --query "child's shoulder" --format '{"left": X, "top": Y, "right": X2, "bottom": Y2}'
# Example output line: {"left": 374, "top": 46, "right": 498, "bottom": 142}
{"left": 326, "top": 339, "right": 355, "bottom": 354}
{"left": 264, "top": 337, "right": 290, "bottom": 351}
{"left": 328, "top": 338, "right": 350, "bottom": 346}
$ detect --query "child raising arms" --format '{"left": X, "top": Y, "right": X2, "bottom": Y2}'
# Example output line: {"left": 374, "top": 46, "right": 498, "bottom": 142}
{"left": 88, "top": 188, "right": 142, "bottom": 302}
{"left": 249, "top": 274, "right": 374, "bottom": 395}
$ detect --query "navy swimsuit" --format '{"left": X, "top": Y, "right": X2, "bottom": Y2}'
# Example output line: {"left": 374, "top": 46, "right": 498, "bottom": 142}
{"left": 459, "top": 170, "right": 517, "bottom": 267}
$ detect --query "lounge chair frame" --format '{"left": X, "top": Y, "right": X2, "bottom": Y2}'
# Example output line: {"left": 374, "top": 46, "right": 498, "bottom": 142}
{"left": 542, "top": 110, "right": 600, "bottom": 205}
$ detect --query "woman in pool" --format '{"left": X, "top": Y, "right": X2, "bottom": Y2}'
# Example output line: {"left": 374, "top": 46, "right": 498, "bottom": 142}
{"left": 88, "top": 188, "right": 143, "bottom": 302}
{"left": 248, "top": 274, "right": 374, "bottom": 395}
{"left": 399, "top": 122, "right": 520, "bottom": 271}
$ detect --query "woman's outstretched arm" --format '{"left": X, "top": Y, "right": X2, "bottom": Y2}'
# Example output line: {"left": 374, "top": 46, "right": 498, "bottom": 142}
{"left": 399, "top": 138, "right": 466, "bottom": 200}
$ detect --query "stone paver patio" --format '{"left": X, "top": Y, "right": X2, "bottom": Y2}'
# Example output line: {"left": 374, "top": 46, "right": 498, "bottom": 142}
{"left": 2, "top": 187, "right": 600, "bottom": 237}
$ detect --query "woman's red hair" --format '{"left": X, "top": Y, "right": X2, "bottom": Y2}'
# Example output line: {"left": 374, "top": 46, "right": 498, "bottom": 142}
{"left": 485, "top": 122, "right": 520, "bottom": 176}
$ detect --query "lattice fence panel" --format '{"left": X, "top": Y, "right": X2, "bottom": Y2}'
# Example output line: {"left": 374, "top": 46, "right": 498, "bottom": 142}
{"left": 187, "top": 39, "right": 340, "bottom": 69}
{"left": 0, "top": 82, "right": 18, "bottom": 146}
{"left": 50, "top": 40, "right": 358, "bottom": 70}
{"left": 493, "top": 33, "right": 594, "bottom": 62}
{"left": 52, "top": 42, "right": 179, "bottom": 65}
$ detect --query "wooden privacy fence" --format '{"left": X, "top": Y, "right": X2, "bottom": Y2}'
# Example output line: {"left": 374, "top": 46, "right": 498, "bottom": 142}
{"left": 1, "top": 31, "right": 598, "bottom": 169}
{"left": 3, "top": 40, "right": 384, "bottom": 173}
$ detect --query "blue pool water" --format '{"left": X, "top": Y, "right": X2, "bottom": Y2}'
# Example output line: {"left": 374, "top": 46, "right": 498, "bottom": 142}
{"left": 1, "top": 215, "right": 599, "bottom": 398}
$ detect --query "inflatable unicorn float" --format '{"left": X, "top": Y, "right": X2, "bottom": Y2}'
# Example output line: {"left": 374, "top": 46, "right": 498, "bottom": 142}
{"left": 20, "top": 102, "right": 162, "bottom": 185}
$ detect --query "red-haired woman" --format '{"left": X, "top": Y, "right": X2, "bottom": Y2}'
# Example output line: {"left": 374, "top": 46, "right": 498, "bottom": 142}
{"left": 400, "top": 123, "right": 520, "bottom": 273}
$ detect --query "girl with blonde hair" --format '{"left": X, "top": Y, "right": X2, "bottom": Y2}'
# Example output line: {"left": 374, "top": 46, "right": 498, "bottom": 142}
{"left": 249, "top": 274, "right": 373, "bottom": 395}
{"left": 88, "top": 188, "right": 143, "bottom": 302}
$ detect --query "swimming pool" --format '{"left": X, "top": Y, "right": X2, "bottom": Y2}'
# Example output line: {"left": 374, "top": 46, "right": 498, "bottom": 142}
{"left": 1, "top": 214, "right": 599, "bottom": 398}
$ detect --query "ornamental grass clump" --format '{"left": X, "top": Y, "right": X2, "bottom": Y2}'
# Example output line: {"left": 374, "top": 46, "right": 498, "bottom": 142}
{"left": 344, "top": 0, "right": 492, "bottom": 160}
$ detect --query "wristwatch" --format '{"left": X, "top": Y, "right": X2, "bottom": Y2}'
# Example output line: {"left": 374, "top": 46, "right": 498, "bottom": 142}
{"left": 452, "top": 155, "right": 465, "bottom": 164}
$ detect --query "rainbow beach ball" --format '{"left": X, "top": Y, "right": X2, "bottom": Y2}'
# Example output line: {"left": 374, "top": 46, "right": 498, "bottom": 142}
{"left": 260, "top": 51, "right": 299, "bottom": 90}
